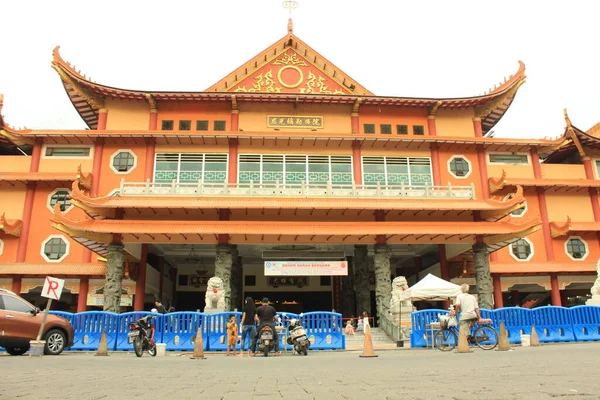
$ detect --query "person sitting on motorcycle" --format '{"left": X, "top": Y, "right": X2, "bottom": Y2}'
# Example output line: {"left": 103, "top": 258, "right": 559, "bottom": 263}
{"left": 251, "top": 297, "right": 280, "bottom": 356}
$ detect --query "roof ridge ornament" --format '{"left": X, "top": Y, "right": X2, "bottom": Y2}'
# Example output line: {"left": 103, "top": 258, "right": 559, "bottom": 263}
{"left": 282, "top": 1, "right": 297, "bottom": 34}
{"left": 564, "top": 108, "right": 573, "bottom": 129}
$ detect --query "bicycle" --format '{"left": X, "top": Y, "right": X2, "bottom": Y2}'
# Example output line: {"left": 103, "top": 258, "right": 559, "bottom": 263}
{"left": 434, "top": 316, "right": 498, "bottom": 351}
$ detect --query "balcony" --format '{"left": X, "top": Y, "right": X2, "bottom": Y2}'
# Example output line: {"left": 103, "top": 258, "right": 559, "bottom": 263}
{"left": 118, "top": 179, "right": 475, "bottom": 199}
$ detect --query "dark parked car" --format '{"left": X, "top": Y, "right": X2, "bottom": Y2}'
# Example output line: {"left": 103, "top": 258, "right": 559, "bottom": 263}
{"left": 0, "top": 289, "right": 74, "bottom": 355}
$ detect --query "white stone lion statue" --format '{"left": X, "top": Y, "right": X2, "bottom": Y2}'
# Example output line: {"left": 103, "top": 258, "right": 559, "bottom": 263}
{"left": 591, "top": 260, "right": 600, "bottom": 297}
{"left": 204, "top": 276, "right": 226, "bottom": 311}
{"left": 390, "top": 276, "right": 412, "bottom": 311}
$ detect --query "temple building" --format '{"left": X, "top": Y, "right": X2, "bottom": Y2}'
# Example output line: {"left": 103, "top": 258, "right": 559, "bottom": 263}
{"left": 0, "top": 20, "right": 598, "bottom": 320}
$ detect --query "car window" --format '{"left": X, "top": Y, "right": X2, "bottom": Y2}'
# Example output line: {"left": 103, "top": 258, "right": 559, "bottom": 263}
{"left": 0, "top": 295, "right": 34, "bottom": 313}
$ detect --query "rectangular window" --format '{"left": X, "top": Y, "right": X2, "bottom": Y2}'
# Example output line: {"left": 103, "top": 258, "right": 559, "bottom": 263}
{"left": 489, "top": 153, "right": 529, "bottom": 164}
{"left": 396, "top": 125, "right": 408, "bottom": 135}
{"left": 244, "top": 275, "right": 256, "bottom": 286}
{"left": 214, "top": 120, "right": 226, "bottom": 131}
{"left": 196, "top": 120, "right": 209, "bottom": 131}
{"left": 161, "top": 120, "right": 174, "bottom": 130}
{"left": 178, "top": 275, "right": 188, "bottom": 286}
{"left": 179, "top": 120, "right": 191, "bottom": 131}
{"left": 362, "top": 156, "right": 432, "bottom": 186}
{"left": 44, "top": 147, "right": 90, "bottom": 157}
{"left": 154, "top": 153, "right": 228, "bottom": 183}
{"left": 413, "top": 125, "right": 425, "bottom": 135}
{"left": 380, "top": 124, "right": 392, "bottom": 134}
{"left": 238, "top": 154, "right": 352, "bottom": 186}
{"left": 320, "top": 276, "right": 331, "bottom": 286}
{"left": 363, "top": 124, "right": 375, "bottom": 134}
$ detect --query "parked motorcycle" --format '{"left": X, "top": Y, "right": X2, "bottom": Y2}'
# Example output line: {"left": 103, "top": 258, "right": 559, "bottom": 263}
{"left": 256, "top": 325, "right": 276, "bottom": 357}
{"left": 128, "top": 315, "right": 157, "bottom": 357}
{"left": 288, "top": 324, "right": 310, "bottom": 356}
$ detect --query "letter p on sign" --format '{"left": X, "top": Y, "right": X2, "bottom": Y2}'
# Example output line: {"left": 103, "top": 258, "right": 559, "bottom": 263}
{"left": 42, "top": 276, "right": 65, "bottom": 300}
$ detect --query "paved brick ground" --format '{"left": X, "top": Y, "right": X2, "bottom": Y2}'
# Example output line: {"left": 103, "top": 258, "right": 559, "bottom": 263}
{"left": 1, "top": 343, "right": 600, "bottom": 400}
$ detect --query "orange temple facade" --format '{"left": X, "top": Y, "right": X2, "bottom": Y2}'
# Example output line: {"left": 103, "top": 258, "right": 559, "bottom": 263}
{"left": 1, "top": 20, "right": 598, "bottom": 317}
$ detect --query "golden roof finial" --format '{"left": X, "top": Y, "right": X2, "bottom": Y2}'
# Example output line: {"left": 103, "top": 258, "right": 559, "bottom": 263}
{"left": 564, "top": 108, "right": 572, "bottom": 128}
{"left": 282, "top": 1, "right": 298, "bottom": 35}
{"left": 0, "top": 93, "right": 4, "bottom": 114}
{"left": 288, "top": 18, "right": 294, "bottom": 35}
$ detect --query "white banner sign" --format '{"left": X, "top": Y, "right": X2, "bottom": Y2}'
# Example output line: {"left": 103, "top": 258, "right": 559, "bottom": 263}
{"left": 264, "top": 261, "right": 348, "bottom": 276}
{"left": 87, "top": 294, "right": 133, "bottom": 307}
{"left": 41, "top": 276, "right": 65, "bottom": 300}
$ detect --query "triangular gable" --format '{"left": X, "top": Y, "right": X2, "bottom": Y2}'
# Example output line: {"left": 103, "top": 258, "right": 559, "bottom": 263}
{"left": 206, "top": 21, "right": 373, "bottom": 95}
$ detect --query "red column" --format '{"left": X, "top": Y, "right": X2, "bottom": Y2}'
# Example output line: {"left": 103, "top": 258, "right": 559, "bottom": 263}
{"left": 439, "top": 244, "right": 449, "bottom": 281}
{"left": 11, "top": 276, "right": 22, "bottom": 294}
{"left": 16, "top": 140, "right": 43, "bottom": 262}
{"left": 228, "top": 138, "right": 238, "bottom": 184}
{"left": 352, "top": 140, "right": 362, "bottom": 185}
{"left": 375, "top": 210, "right": 386, "bottom": 245}
{"left": 98, "top": 108, "right": 108, "bottom": 130}
{"left": 90, "top": 138, "right": 104, "bottom": 197}
{"left": 149, "top": 110, "right": 158, "bottom": 130}
{"left": 430, "top": 143, "right": 442, "bottom": 186}
{"left": 550, "top": 274, "right": 561, "bottom": 306}
{"left": 531, "top": 148, "right": 542, "bottom": 178}
{"left": 473, "top": 117, "right": 483, "bottom": 138}
{"left": 144, "top": 138, "right": 156, "bottom": 181}
{"left": 427, "top": 115, "right": 437, "bottom": 136}
{"left": 537, "top": 187, "right": 554, "bottom": 260}
{"left": 134, "top": 244, "right": 148, "bottom": 311}
{"left": 231, "top": 110, "right": 239, "bottom": 131}
{"left": 583, "top": 157, "right": 600, "bottom": 221}
{"left": 414, "top": 256, "right": 422, "bottom": 281}
{"left": 219, "top": 209, "right": 230, "bottom": 244}
{"left": 351, "top": 113, "right": 359, "bottom": 134}
{"left": 476, "top": 146, "right": 490, "bottom": 200}
{"left": 492, "top": 274, "right": 503, "bottom": 308}
{"left": 77, "top": 277, "right": 89, "bottom": 312}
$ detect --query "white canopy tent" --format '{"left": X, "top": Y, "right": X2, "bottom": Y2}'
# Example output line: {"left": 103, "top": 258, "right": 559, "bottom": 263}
{"left": 402, "top": 273, "right": 462, "bottom": 301}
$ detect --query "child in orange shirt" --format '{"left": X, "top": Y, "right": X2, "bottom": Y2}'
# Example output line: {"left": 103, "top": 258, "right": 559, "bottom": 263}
{"left": 226, "top": 314, "right": 238, "bottom": 356}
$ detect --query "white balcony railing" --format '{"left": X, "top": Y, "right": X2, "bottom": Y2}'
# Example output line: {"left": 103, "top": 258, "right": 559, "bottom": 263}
{"left": 117, "top": 179, "right": 475, "bottom": 199}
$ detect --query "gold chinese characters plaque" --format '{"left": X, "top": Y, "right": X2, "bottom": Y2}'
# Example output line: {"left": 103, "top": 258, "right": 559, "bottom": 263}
{"left": 267, "top": 115, "right": 323, "bottom": 129}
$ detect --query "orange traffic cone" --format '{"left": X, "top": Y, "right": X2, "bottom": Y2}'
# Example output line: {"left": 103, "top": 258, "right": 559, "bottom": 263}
{"left": 530, "top": 325, "right": 541, "bottom": 347}
{"left": 95, "top": 331, "right": 109, "bottom": 356}
{"left": 359, "top": 324, "right": 378, "bottom": 358}
{"left": 190, "top": 328, "right": 206, "bottom": 360}
{"left": 497, "top": 321, "right": 511, "bottom": 351}
{"left": 457, "top": 326, "right": 471, "bottom": 353}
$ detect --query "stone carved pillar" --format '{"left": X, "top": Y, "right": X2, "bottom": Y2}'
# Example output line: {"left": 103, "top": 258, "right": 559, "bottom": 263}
{"left": 104, "top": 243, "right": 124, "bottom": 313}
{"left": 229, "top": 245, "right": 241, "bottom": 311}
{"left": 374, "top": 244, "right": 391, "bottom": 324}
{"left": 341, "top": 256, "right": 356, "bottom": 318}
{"left": 473, "top": 243, "right": 493, "bottom": 310}
{"left": 215, "top": 244, "right": 233, "bottom": 311}
{"left": 354, "top": 245, "right": 371, "bottom": 317}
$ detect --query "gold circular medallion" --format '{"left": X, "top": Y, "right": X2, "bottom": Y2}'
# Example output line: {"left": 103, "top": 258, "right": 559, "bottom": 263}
{"left": 277, "top": 65, "right": 303, "bottom": 89}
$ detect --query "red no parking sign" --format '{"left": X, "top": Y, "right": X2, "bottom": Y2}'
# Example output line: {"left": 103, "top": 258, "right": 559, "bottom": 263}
{"left": 41, "top": 276, "right": 65, "bottom": 301}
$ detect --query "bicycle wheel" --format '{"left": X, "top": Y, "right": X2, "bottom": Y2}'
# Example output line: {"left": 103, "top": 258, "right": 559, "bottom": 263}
{"left": 434, "top": 329, "right": 457, "bottom": 351}
{"left": 474, "top": 325, "right": 498, "bottom": 350}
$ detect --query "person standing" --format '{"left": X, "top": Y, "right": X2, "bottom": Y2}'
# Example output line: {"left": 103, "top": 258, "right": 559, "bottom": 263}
{"left": 226, "top": 314, "right": 238, "bottom": 356}
{"left": 154, "top": 300, "right": 167, "bottom": 314}
{"left": 239, "top": 297, "right": 256, "bottom": 357}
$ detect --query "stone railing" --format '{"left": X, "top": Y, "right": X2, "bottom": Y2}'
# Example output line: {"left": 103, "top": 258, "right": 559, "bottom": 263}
{"left": 379, "top": 304, "right": 406, "bottom": 344}
{"left": 118, "top": 179, "right": 475, "bottom": 199}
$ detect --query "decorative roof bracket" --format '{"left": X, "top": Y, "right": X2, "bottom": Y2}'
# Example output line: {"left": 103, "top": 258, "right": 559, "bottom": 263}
{"left": 231, "top": 95, "right": 238, "bottom": 111}
{"left": 428, "top": 100, "right": 442, "bottom": 116}
{"left": 146, "top": 94, "right": 158, "bottom": 112}
{"left": 352, "top": 98, "right": 363, "bottom": 113}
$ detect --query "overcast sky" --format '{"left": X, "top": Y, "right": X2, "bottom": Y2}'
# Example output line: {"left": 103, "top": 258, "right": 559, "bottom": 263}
{"left": 1, "top": 0, "right": 598, "bottom": 139}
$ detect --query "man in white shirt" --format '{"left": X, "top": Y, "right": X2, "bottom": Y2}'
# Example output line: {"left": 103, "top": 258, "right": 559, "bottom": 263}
{"left": 451, "top": 284, "right": 482, "bottom": 339}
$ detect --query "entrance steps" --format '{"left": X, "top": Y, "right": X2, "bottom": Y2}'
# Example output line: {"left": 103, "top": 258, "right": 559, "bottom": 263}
{"left": 344, "top": 327, "right": 398, "bottom": 350}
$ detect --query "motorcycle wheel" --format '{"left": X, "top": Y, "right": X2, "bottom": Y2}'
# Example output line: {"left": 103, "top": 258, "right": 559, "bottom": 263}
{"left": 148, "top": 345, "right": 157, "bottom": 357}
{"left": 263, "top": 347, "right": 269, "bottom": 357}
{"left": 302, "top": 345, "right": 308, "bottom": 356}
{"left": 133, "top": 337, "right": 143, "bottom": 358}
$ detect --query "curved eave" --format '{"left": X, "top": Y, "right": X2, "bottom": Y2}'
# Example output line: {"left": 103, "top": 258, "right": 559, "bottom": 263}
{"left": 0, "top": 172, "right": 76, "bottom": 185}
{"left": 3, "top": 128, "right": 565, "bottom": 154}
{"left": 69, "top": 180, "right": 525, "bottom": 222}
{"left": 489, "top": 172, "right": 600, "bottom": 194}
{"left": 51, "top": 208, "right": 541, "bottom": 247}
{"left": 550, "top": 218, "right": 600, "bottom": 238}
{"left": 0, "top": 214, "right": 22, "bottom": 237}
{"left": 51, "top": 46, "right": 526, "bottom": 133}
{"left": 0, "top": 263, "right": 106, "bottom": 276}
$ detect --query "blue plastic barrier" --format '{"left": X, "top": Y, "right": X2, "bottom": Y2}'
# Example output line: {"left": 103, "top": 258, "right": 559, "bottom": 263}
{"left": 300, "top": 312, "right": 344, "bottom": 350}
{"left": 531, "top": 306, "right": 576, "bottom": 343}
{"left": 48, "top": 311, "right": 74, "bottom": 323}
{"left": 162, "top": 312, "right": 207, "bottom": 351}
{"left": 115, "top": 312, "right": 165, "bottom": 351}
{"left": 571, "top": 305, "right": 600, "bottom": 342}
{"left": 492, "top": 307, "right": 533, "bottom": 344}
{"left": 277, "top": 312, "right": 300, "bottom": 351}
{"left": 410, "top": 309, "right": 448, "bottom": 348}
{"left": 206, "top": 312, "right": 242, "bottom": 351}
{"left": 70, "top": 311, "right": 119, "bottom": 351}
